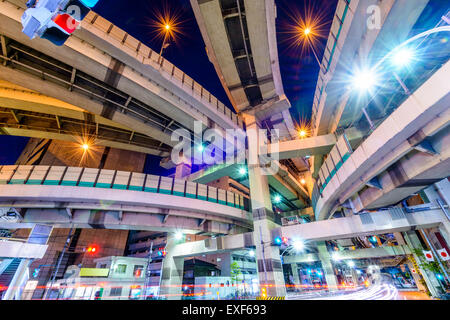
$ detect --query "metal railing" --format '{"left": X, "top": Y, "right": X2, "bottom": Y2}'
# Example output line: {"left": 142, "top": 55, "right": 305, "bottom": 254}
{"left": 0, "top": 165, "right": 250, "bottom": 212}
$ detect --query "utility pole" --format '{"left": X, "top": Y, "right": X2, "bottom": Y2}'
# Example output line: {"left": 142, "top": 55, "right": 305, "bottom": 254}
{"left": 43, "top": 227, "right": 74, "bottom": 300}
{"left": 143, "top": 241, "right": 153, "bottom": 300}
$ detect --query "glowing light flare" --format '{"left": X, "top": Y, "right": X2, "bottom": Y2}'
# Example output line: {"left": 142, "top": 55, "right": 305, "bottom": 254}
{"left": 248, "top": 250, "right": 255, "bottom": 257}
{"left": 300, "top": 178, "right": 306, "bottom": 185}
{"left": 238, "top": 167, "right": 247, "bottom": 176}
{"left": 332, "top": 252, "right": 341, "bottom": 261}
{"left": 295, "top": 119, "right": 311, "bottom": 140}
{"left": 147, "top": 5, "right": 185, "bottom": 46}
{"left": 86, "top": 245, "right": 98, "bottom": 254}
{"left": 278, "top": 2, "right": 332, "bottom": 58}
{"left": 273, "top": 195, "right": 282, "bottom": 204}
{"left": 391, "top": 47, "right": 414, "bottom": 68}
{"left": 292, "top": 239, "right": 305, "bottom": 252}
{"left": 351, "top": 68, "right": 379, "bottom": 92}
{"left": 174, "top": 231, "right": 183, "bottom": 240}
{"left": 274, "top": 237, "right": 283, "bottom": 245}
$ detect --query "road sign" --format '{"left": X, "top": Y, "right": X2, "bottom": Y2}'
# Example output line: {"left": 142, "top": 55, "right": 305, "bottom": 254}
{"left": 28, "top": 224, "right": 53, "bottom": 245}
{"left": 437, "top": 248, "right": 450, "bottom": 261}
{"left": 423, "top": 250, "right": 434, "bottom": 262}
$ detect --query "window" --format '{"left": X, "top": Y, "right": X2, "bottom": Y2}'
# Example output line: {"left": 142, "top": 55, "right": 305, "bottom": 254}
{"left": 129, "top": 286, "right": 141, "bottom": 300}
{"left": 99, "top": 264, "right": 107, "bottom": 269}
{"left": 110, "top": 287, "right": 122, "bottom": 297}
{"left": 133, "top": 265, "right": 144, "bottom": 277}
{"left": 115, "top": 264, "right": 127, "bottom": 274}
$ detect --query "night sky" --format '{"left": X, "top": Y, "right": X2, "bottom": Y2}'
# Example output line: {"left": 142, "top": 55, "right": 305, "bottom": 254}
{"left": 0, "top": 0, "right": 337, "bottom": 166}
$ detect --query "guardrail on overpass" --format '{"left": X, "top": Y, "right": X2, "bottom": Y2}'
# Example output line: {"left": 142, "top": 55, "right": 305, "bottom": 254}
{"left": 0, "top": 165, "right": 251, "bottom": 211}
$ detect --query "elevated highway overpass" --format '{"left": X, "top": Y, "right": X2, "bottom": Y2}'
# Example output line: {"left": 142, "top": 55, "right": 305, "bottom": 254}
{"left": 0, "top": 165, "right": 252, "bottom": 234}
{"left": 0, "top": 80, "right": 171, "bottom": 156}
{"left": 310, "top": 0, "right": 431, "bottom": 136}
{"left": 191, "top": 0, "right": 301, "bottom": 159}
{"left": 0, "top": 0, "right": 243, "bottom": 154}
{"left": 313, "top": 59, "right": 450, "bottom": 220}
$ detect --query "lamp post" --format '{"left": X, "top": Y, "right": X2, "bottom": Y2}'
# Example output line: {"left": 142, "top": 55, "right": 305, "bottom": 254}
{"left": 157, "top": 24, "right": 170, "bottom": 65}
{"left": 302, "top": 27, "right": 322, "bottom": 68}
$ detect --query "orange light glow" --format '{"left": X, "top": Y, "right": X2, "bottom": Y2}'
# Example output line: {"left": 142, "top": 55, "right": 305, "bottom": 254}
{"left": 300, "top": 178, "right": 306, "bottom": 185}
{"left": 147, "top": 4, "right": 185, "bottom": 47}
{"left": 295, "top": 119, "right": 311, "bottom": 140}
{"left": 278, "top": 1, "right": 333, "bottom": 60}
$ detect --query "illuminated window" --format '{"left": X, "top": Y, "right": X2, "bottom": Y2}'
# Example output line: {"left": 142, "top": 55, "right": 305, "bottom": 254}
{"left": 110, "top": 287, "right": 122, "bottom": 296}
{"left": 133, "top": 265, "right": 144, "bottom": 277}
{"left": 129, "top": 286, "right": 142, "bottom": 300}
{"left": 115, "top": 264, "right": 127, "bottom": 274}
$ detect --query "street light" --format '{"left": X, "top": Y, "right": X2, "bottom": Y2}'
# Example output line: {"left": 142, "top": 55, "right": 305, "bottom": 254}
{"left": 302, "top": 26, "right": 322, "bottom": 68}
{"left": 299, "top": 130, "right": 307, "bottom": 138}
{"left": 292, "top": 239, "right": 305, "bottom": 252}
{"left": 239, "top": 167, "right": 247, "bottom": 176}
{"left": 351, "top": 68, "right": 378, "bottom": 92}
{"left": 332, "top": 252, "right": 341, "bottom": 261}
{"left": 174, "top": 231, "right": 183, "bottom": 241}
{"left": 82, "top": 143, "right": 89, "bottom": 151}
{"left": 273, "top": 195, "right": 281, "bottom": 204}
{"left": 391, "top": 47, "right": 414, "bottom": 68}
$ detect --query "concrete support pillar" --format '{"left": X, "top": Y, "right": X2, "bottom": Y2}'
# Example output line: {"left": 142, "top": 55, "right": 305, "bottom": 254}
{"left": 290, "top": 263, "right": 300, "bottom": 286}
{"left": 317, "top": 242, "right": 338, "bottom": 292}
{"left": 159, "top": 235, "right": 184, "bottom": 300}
{"left": 403, "top": 231, "right": 442, "bottom": 297}
{"left": 350, "top": 268, "right": 359, "bottom": 286}
{"left": 244, "top": 113, "right": 286, "bottom": 297}
{"left": 3, "top": 259, "right": 32, "bottom": 300}
{"left": 174, "top": 155, "right": 191, "bottom": 179}
{"left": 393, "top": 232, "right": 426, "bottom": 291}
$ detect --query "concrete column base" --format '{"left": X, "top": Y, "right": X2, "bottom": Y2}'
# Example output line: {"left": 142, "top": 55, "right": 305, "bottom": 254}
{"left": 317, "top": 242, "right": 338, "bottom": 292}
{"left": 290, "top": 263, "right": 300, "bottom": 290}
{"left": 159, "top": 235, "right": 185, "bottom": 300}
{"left": 253, "top": 217, "right": 286, "bottom": 297}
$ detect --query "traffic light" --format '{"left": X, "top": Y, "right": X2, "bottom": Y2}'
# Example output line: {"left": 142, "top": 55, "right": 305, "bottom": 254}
{"left": 261, "top": 287, "right": 267, "bottom": 298}
{"left": 33, "top": 268, "right": 40, "bottom": 278}
{"left": 157, "top": 250, "right": 167, "bottom": 257}
{"left": 274, "top": 236, "right": 289, "bottom": 246}
{"left": 274, "top": 237, "right": 282, "bottom": 245}
{"left": 86, "top": 244, "right": 99, "bottom": 254}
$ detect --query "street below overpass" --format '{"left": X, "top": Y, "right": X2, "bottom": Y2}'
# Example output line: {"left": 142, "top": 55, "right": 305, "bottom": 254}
{"left": 287, "top": 285, "right": 433, "bottom": 300}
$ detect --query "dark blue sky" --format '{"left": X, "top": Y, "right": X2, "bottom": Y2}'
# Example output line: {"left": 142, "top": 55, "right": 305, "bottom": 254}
{"left": 0, "top": 0, "right": 337, "bottom": 166}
